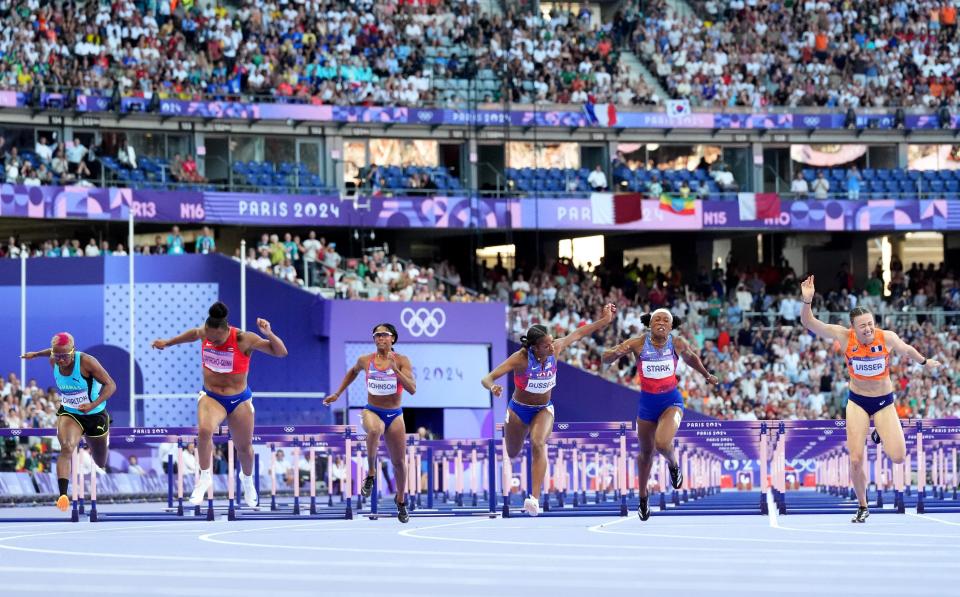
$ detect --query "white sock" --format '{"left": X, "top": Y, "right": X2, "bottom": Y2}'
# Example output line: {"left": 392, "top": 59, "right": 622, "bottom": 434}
{"left": 241, "top": 472, "right": 253, "bottom": 482}
{"left": 199, "top": 469, "right": 212, "bottom": 479}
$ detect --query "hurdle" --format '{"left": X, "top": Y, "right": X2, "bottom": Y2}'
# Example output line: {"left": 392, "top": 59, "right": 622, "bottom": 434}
{"left": 227, "top": 425, "right": 355, "bottom": 521}
{"left": 913, "top": 419, "right": 960, "bottom": 513}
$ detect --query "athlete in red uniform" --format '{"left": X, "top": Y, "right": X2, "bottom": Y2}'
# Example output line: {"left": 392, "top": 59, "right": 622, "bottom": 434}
{"left": 152, "top": 302, "right": 288, "bottom": 506}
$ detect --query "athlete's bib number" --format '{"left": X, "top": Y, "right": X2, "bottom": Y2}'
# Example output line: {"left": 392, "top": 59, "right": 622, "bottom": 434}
{"left": 58, "top": 389, "right": 89, "bottom": 408}
{"left": 367, "top": 377, "right": 398, "bottom": 396}
{"left": 642, "top": 360, "right": 675, "bottom": 380}
{"left": 852, "top": 358, "right": 886, "bottom": 377}
{"left": 525, "top": 376, "right": 556, "bottom": 394}
{"left": 202, "top": 348, "right": 235, "bottom": 373}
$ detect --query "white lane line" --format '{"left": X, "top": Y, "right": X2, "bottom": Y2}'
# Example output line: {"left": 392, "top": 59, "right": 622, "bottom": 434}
{"left": 907, "top": 512, "right": 960, "bottom": 526}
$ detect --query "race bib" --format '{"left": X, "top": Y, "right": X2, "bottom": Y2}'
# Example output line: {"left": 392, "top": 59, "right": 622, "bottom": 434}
{"left": 58, "top": 389, "right": 89, "bottom": 408}
{"left": 202, "top": 348, "right": 235, "bottom": 373}
{"left": 642, "top": 359, "right": 675, "bottom": 379}
{"left": 367, "top": 375, "right": 398, "bottom": 396}
{"left": 524, "top": 376, "right": 556, "bottom": 394}
{"left": 852, "top": 357, "right": 886, "bottom": 377}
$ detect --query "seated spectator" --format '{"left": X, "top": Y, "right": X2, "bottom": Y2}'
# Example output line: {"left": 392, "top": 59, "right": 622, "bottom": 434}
{"left": 51, "top": 149, "right": 74, "bottom": 183}
{"left": 21, "top": 163, "right": 40, "bottom": 187}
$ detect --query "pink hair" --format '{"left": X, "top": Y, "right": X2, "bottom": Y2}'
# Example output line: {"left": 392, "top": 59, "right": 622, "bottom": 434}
{"left": 51, "top": 332, "right": 74, "bottom": 348}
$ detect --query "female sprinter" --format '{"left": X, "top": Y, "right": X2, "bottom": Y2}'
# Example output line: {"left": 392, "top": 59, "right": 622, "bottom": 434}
{"left": 22, "top": 333, "right": 116, "bottom": 511}
{"left": 800, "top": 275, "right": 940, "bottom": 522}
{"left": 324, "top": 323, "right": 416, "bottom": 523}
{"left": 152, "top": 301, "right": 288, "bottom": 507}
{"left": 482, "top": 303, "right": 616, "bottom": 516}
{"left": 602, "top": 309, "right": 718, "bottom": 520}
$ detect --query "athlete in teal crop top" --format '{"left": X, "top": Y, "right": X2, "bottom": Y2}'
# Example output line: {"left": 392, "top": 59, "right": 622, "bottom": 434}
{"left": 22, "top": 332, "right": 116, "bottom": 512}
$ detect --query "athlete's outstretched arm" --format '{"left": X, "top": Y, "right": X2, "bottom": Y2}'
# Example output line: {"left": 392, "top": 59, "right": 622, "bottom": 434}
{"left": 601, "top": 336, "right": 641, "bottom": 365}
{"left": 244, "top": 318, "right": 289, "bottom": 357}
{"left": 324, "top": 355, "right": 367, "bottom": 405}
{"left": 674, "top": 336, "right": 719, "bottom": 385}
{"left": 481, "top": 350, "right": 526, "bottom": 398}
{"left": 553, "top": 303, "right": 617, "bottom": 353}
{"left": 21, "top": 348, "right": 52, "bottom": 359}
{"left": 152, "top": 327, "right": 202, "bottom": 349}
{"left": 884, "top": 331, "right": 942, "bottom": 369}
{"left": 76, "top": 354, "right": 117, "bottom": 412}
{"left": 798, "top": 275, "right": 847, "bottom": 342}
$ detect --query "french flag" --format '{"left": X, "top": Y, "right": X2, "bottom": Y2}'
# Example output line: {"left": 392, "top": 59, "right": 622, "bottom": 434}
{"left": 584, "top": 102, "right": 618, "bottom": 127}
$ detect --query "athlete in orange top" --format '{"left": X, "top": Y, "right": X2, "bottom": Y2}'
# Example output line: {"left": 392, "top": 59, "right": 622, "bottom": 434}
{"left": 799, "top": 276, "right": 940, "bottom": 522}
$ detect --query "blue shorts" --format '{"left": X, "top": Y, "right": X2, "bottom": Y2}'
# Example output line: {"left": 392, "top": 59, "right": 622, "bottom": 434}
{"left": 507, "top": 399, "right": 554, "bottom": 426}
{"left": 201, "top": 387, "right": 252, "bottom": 415}
{"left": 637, "top": 388, "right": 684, "bottom": 422}
{"left": 364, "top": 404, "right": 404, "bottom": 429}
{"left": 846, "top": 390, "right": 894, "bottom": 417}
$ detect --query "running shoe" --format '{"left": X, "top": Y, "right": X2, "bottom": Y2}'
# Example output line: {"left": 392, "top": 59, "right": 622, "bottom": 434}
{"left": 396, "top": 497, "right": 409, "bottom": 523}
{"left": 360, "top": 475, "right": 375, "bottom": 498}
{"left": 241, "top": 474, "right": 258, "bottom": 508}
{"left": 56, "top": 495, "right": 70, "bottom": 512}
{"left": 523, "top": 496, "right": 541, "bottom": 517}
{"left": 669, "top": 464, "right": 683, "bottom": 489}
{"left": 189, "top": 471, "right": 213, "bottom": 506}
{"left": 638, "top": 495, "right": 650, "bottom": 521}
{"left": 851, "top": 506, "right": 870, "bottom": 523}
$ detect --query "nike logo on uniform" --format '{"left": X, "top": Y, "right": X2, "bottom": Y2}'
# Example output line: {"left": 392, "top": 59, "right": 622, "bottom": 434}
{"left": 230, "top": 399, "right": 242, "bottom": 405}
{"left": 96, "top": 426, "right": 104, "bottom": 431}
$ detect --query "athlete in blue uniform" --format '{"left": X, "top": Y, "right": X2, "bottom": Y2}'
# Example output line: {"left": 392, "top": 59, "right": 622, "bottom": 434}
{"left": 325, "top": 323, "right": 417, "bottom": 523}
{"left": 22, "top": 332, "right": 116, "bottom": 512}
{"left": 482, "top": 303, "right": 616, "bottom": 516}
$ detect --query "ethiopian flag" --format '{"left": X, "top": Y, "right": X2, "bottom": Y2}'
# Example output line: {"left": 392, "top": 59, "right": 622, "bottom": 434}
{"left": 659, "top": 194, "right": 695, "bottom": 215}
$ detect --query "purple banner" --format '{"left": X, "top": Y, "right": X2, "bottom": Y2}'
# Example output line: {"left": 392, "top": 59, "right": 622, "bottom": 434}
{"left": 60, "top": 94, "right": 959, "bottom": 130}
{"left": 526, "top": 198, "right": 702, "bottom": 230}
{"left": 0, "top": 184, "right": 195, "bottom": 223}
{"left": 205, "top": 192, "right": 520, "bottom": 228}
{"left": 703, "top": 199, "right": 949, "bottom": 231}
{"left": 1, "top": 184, "right": 956, "bottom": 231}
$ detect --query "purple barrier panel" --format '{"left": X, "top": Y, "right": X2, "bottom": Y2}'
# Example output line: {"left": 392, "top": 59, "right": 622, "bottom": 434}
{"left": 35, "top": 473, "right": 57, "bottom": 495}
{"left": 234, "top": 425, "right": 351, "bottom": 435}
{"left": 0, "top": 473, "right": 31, "bottom": 496}
{"left": 702, "top": 199, "right": 950, "bottom": 232}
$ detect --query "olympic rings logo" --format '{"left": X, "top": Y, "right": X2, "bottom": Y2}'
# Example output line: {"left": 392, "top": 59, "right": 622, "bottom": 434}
{"left": 125, "top": 436, "right": 135, "bottom": 443}
{"left": 557, "top": 424, "right": 569, "bottom": 430}
{"left": 589, "top": 432, "right": 599, "bottom": 438}
{"left": 835, "top": 420, "right": 845, "bottom": 427}
{"left": 10, "top": 429, "right": 21, "bottom": 436}
{"left": 284, "top": 426, "right": 295, "bottom": 433}
{"left": 400, "top": 307, "right": 447, "bottom": 338}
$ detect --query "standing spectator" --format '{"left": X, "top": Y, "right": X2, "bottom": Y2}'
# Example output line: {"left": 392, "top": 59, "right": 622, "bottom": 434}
{"left": 166, "top": 226, "right": 185, "bottom": 255}
{"left": 588, "top": 164, "right": 608, "bottom": 191}
{"left": 117, "top": 139, "right": 138, "bottom": 170}
{"left": 34, "top": 136, "right": 54, "bottom": 162}
{"left": 322, "top": 242, "right": 342, "bottom": 282}
{"left": 647, "top": 175, "right": 663, "bottom": 199}
{"left": 846, "top": 166, "right": 862, "bottom": 200}
{"left": 84, "top": 238, "right": 101, "bottom": 257}
{"left": 195, "top": 226, "right": 216, "bottom": 254}
{"left": 302, "top": 230, "right": 323, "bottom": 286}
{"left": 66, "top": 139, "right": 91, "bottom": 179}
{"left": 812, "top": 171, "right": 830, "bottom": 200}
{"left": 791, "top": 172, "right": 809, "bottom": 198}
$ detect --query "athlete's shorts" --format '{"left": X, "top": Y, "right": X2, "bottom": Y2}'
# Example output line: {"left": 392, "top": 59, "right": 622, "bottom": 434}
{"left": 363, "top": 404, "right": 404, "bottom": 428}
{"left": 57, "top": 406, "right": 111, "bottom": 438}
{"left": 846, "top": 390, "right": 894, "bottom": 417}
{"left": 637, "top": 388, "right": 684, "bottom": 422}
{"left": 506, "top": 399, "right": 554, "bottom": 426}
{"left": 201, "top": 387, "right": 253, "bottom": 415}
